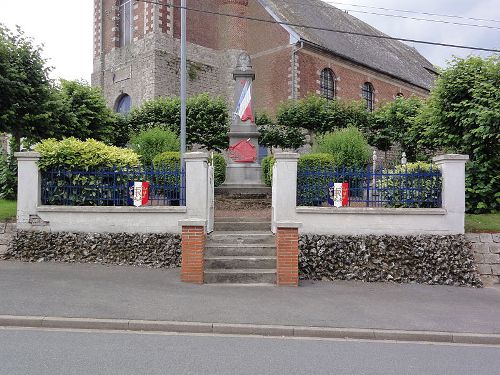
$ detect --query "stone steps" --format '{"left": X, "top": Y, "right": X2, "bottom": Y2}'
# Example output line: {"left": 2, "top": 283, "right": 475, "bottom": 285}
{"left": 214, "top": 218, "right": 271, "bottom": 232}
{"left": 205, "top": 226, "right": 276, "bottom": 284}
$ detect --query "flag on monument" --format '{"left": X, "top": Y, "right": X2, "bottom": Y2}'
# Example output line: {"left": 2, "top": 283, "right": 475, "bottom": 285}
{"left": 236, "top": 81, "right": 254, "bottom": 122}
{"left": 128, "top": 181, "right": 150, "bottom": 207}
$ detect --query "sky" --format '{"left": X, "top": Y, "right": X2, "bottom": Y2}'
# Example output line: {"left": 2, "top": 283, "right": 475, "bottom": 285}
{"left": 0, "top": 0, "right": 499, "bottom": 81}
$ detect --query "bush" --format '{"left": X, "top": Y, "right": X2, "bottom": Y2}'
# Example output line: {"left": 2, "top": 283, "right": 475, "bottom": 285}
{"left": 126, "top": 94, "right": 229, "bottom": 151}
{"left": 210, "top": 153, "right": 226, "bottom": 187}
{"left": 261, "top": 155, "right": 275, "bottom": 187}
{"left": 297, "top": 153, "right": 336, "bottom": 206}
{"left": 376, "top": 162, "right": 442, "bottom": 208}
{"left": 256, "top": 112, "right": 305, "bottom": 150}
{"left": 35, "top": 138, "right": 140, "bottom": 170}
{"left": 129, "top": 128, "right": 180, "bottom": 166}
{"left": 153, "top": 151, "right": 226, "bottom": 187}
{"left": 314, "top": 127, "right": 371, "bottom": 167}
{"left": 0, "top": 152, "right": 17, "bottom": 200}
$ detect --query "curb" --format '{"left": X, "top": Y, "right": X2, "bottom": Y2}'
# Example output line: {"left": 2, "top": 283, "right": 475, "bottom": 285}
{"left": 0, "top": 315, "right": 499, "bottom": 345}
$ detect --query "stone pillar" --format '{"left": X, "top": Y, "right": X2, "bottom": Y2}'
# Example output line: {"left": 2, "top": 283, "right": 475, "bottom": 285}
{"left": 432, "top": 154, "right": 469, "bottom": 234}
{"left": 15, "top": 152, "right": 41, "bottom": 230}
{"left": 179, "top": 152, "right": 209, "bottom": 283}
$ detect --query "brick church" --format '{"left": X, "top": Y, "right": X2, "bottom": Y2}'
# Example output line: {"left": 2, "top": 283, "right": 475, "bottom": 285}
{"left": 92, "top": 0, "right": 437, "bottom": 114}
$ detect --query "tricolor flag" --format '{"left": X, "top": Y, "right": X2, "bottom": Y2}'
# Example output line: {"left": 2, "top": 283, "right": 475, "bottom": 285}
{"left": 235, "top": 80, "right": 254, "bottom": 122}
{"left": 328, "top": 182, "right": 349, "bottom": 208}
{"left": 128, "top": 181, "right": 150, "bottom": 207}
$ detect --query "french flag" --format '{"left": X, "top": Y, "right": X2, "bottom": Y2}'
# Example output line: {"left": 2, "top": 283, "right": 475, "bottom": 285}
{"left": 236, "top": 81, "right": 254, "bottom": 123}
{"left": 128, "top": 181, "right": 150, "bottom": 207}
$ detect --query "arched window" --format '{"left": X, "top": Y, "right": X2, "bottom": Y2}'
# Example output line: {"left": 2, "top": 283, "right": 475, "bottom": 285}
{"left": 116, "top": 94, "right": 131, "bottom": 114}
{"left": 119, "top": 0, "right": 133, "bottom": 47}
{"left": 320, "top": 68, "right": 336, "bottom": 100}
{"left": 362, "top": 82, "right": 375, "bottom": 112}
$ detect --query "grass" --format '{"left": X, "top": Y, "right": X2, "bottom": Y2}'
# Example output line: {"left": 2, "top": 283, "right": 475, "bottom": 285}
{"left": 0, "top": 200, "right": 16, "bottom": 221}
{"left": 465, "top": 213, "right": 500, "bottom": 233}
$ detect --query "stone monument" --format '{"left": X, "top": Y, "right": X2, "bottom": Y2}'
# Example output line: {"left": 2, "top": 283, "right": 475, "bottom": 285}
{"left": 220, "top": 52, "right": 267, "bottom": 194}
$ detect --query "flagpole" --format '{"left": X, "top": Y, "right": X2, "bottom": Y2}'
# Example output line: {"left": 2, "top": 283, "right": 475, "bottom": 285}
{"left": 180, "top": 0, "right": 187, "bottom": 204}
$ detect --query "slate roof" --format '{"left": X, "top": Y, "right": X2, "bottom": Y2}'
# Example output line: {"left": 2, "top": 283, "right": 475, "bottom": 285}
{"left": 260, "top": 0, "right": 437, "bottom": 90}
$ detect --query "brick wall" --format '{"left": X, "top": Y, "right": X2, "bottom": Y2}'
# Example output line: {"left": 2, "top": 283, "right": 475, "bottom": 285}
{"left": 467, "top": 233, "right": 500, "bottom": 286}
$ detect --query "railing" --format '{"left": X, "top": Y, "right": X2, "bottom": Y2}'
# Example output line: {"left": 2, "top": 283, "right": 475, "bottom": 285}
{"left": 297, "top": 164, "right": 442, "bottom": 208}
{"left": 41, "top": 166, "right": 186, "bottom": 207}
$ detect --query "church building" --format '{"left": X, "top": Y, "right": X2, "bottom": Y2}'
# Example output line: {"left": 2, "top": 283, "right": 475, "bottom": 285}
{"left": 92, "top": 0, "right": 437, "bottom": 114}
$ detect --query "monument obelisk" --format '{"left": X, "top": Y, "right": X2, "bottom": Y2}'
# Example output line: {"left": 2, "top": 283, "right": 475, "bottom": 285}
{"left": 221, "top": 52, "right": 266, "bottom": 193}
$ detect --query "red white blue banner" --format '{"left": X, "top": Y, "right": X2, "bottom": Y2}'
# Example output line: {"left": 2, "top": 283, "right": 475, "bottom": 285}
{"left": 328, "top": 182, "right": 349, "bottom": 207}
{"left": 128, "top": 181, "right": 150, "bottom": 207}
{"left": 235, "top": 80, "right": 254, "bottom": 122}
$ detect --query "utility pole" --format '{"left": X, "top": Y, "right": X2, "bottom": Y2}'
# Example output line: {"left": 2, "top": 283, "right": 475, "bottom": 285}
{"left": 180, "top": 0, "right": 187, "bottom": 202}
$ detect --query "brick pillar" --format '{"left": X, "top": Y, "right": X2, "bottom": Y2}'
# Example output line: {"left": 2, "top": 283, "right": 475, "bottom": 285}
{"left": 276, "top": 225, "right": 300, "bottom": 287}
{"left": 181, "top": 224, "right": 206, "bottom": 284}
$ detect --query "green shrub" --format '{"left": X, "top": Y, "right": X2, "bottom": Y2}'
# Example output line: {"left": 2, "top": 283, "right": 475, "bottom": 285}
{"left": 261, "top": 155, "right": 276, "bottom": 187}
{"left": 297, "top": 153, "right": 336, "bottom": 206}
{"left": 35, "top": 138, "right": 140, "bottom": 171}
{"left": 126, "top": 93, "right": 229, "bottom": 151}
{"left": 256, "top": 111, "right": 305, "bottom": 150}
{"left": 210, "top": 153, "right": 226, "bottom": 187}
{"left": 0, "top": 152, "right": 17, "bottom": 200}
{"left": 376, "top": 162, "right": 442, "bottom": 208}
{"left": 314, "top": 127, "right": 371, "bottom": 167}
{"left": 129, "top": 127, "right": 180, "bottom": 166}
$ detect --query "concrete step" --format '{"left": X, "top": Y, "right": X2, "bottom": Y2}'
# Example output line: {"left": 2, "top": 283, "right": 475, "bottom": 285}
{"left": 215, "top": 185, "right": 271, "bottom": 198}
{"left": 204, "top": 269, "right": 276, "bottom": 284}
{"left": 208, "top": 232, "right": 275, "bottom": 245}
{"left": 215, "top": 217, "right": 270, "bottom": 223}
{"left": 205, "top": 244, "right": 276, "bottom": 257}
{"left": 214, "top": 221, "right": 271, "bottom": 232}
{"left": 205, "top": 256, "right": 276, "bottom": 270}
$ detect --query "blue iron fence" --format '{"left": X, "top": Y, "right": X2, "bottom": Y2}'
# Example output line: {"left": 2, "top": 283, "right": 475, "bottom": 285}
{"left": 297, "top": 164, "right": 442, "bottom": 208}
{"left": 41, "top": 166, "right": 185, "bottom": 206}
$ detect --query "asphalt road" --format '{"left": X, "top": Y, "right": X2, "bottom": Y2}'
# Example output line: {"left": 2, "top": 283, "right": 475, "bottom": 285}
{"left": 0, "top": 328, "right": 499, "bottom": 375}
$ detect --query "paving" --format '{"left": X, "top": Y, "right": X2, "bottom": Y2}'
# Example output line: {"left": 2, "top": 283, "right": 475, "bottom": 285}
{"left": 1, "top": 261, "right": 499, "bottom": 339}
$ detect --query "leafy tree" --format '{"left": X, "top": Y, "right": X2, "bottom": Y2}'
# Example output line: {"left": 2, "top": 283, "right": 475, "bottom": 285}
{"left": 126, "top": 94, "right": 229, "bottom": 151}
{"left": 276, "top": 95, "right": 371, "bottom": 134}
{"left": 368, "top": 96, "right": 424, "bottom": 160}
{"left": 0, "top": 25, "right": 52, "bottom": 149}
{"left": 416, "top": 56, "right": 500, "bottom": 213}
{"left": 256, "top": 112, "right": 305, "bottom": 151}
{"left": 49, "top": 80, "right": 118, "bottom": 144}
{"left": 129, "top": 127, "right": 180, "bottom": 165}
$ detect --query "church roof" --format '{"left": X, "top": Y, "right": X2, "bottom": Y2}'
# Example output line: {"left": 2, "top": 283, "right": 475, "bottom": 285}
{"left": 260, "top": 0, "right": 437, "bottom": 90}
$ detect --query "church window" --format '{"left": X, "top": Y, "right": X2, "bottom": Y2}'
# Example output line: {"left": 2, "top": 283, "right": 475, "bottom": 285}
{"left": 320, "top": 68, "right": 336, "bottom": 100}
{"left": 362, "top": 82, "right": 375, "bottom": 111}
{"left": 119, "top": 0, "right": 133, "bottom": 47}
{"left": 116, "top": 94, "right": 132, "bottom": 114}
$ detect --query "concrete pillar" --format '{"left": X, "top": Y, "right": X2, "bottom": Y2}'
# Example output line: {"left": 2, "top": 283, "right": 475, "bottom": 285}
{"left": 272, "top": 153, "right": 300, "bottom": 232}
{"left": 272, "top": 152, "right": 302, "bottom": 286}
{"left": 179, "top": 152, "right": 209, "bottom": 283}
{"left": 15, "top": 152, "right": 41, "bottom": 230}
{"left": 432, "top": 154, "right": 469, "bottom": 233}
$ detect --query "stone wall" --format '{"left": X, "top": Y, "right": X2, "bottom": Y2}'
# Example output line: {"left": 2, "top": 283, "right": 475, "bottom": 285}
{"left": 299, "top": 234, "right": 483, "bottom": 287}
{"left": 0, "top": 221, "right": 15, "bottom": 257}
{"left": 467, "top": 233, "right": 500, "bottom": 286}
{"left": 3, "top": 231, "right": 181, "bottom": 269}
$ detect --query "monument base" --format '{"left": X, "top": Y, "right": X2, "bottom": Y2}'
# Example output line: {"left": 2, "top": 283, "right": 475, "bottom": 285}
{"left": 218, "top": 163, "right": 270, "bottom": 198}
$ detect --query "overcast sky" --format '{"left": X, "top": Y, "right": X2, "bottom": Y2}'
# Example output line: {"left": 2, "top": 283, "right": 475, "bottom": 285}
{"left": 0, "top": 0, "right": 498, "bottom": 81}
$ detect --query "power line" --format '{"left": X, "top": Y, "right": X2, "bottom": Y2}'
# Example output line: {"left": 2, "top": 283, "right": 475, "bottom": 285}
{"left": 134, "top": 0, "right": 500, "bottom": 53}
{"left": 319, "top": 0, "right": 500, "bottom": 24}
{"left": 282, "top": 0, "right": 500, "bottom": 30}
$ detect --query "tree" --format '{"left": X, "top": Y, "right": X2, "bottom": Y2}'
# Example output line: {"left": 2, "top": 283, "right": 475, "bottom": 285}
{"left": 0, "top": 25, "right": 52, "bottom": 149}
{"left": 417, "top": 56, "right": 500, "bottom": 213}
{"left": 256, "top": 112, "right": 305, "bottom": 151}
{"left": 368, "top": 96, "right": 424, "bottom": 161}
{"left": 49, "top": 80, "right": 118, "bottom": 144}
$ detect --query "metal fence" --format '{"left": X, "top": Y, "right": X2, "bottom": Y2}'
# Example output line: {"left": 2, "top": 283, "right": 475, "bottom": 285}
{"left": 296, "top": 163, "right": 442, "bottom": 208}
{"left": 41, "top": 166, "right": 185, "bottom": 206}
